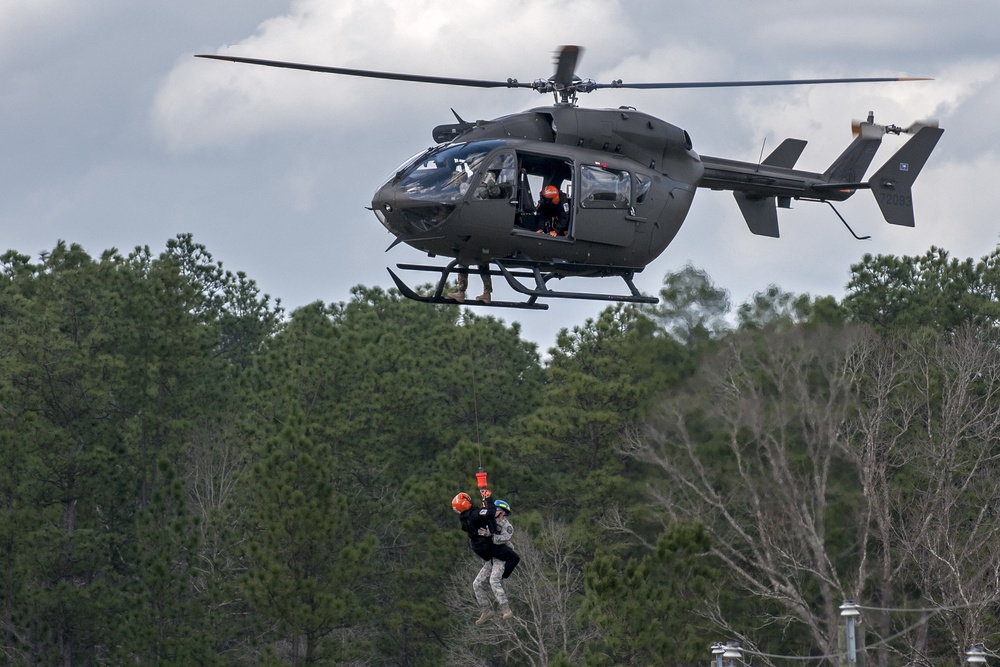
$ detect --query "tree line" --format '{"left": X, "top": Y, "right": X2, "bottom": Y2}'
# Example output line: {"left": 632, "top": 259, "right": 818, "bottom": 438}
{"left": 2, "top": 235, "right": 999, "bottom": 666}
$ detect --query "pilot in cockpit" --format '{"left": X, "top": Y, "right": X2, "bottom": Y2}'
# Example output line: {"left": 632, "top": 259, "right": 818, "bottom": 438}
{"left": 479, "top": 170, "right": 502, "bottom": 199}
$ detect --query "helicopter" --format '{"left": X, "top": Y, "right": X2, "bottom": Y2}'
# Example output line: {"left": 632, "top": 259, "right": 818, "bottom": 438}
{"left": 197, "top": 46, "right": 943, "bottom": 310}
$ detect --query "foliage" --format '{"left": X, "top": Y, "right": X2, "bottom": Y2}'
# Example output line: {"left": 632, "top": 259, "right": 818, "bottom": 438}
{"left": 636, "top": 319, "right": 1000, "bottom": 665}
{"left": 240, "top": 284, "right": 543, "bottom": 664}
{"left": 844, "top": 246, "right": 1000, "bottom": 332}
{"left": 648, "top": 263, "right": 731, "bottom": 346}
{"left": 4, "top": 241, "right": 1000, "bottom": 666}
{"left": 638, "top": 323, "right": 866, "bottom": 657}
{"left": 0, "top": 238, "right": 281, "bottom": 663}
{"left": 579, "top": 522, "right": 725, "bottom": 666}
{"left": 243, "top": 412, "right": 375, "bottom": 664}
{"left": 511, "top": 303, "right": 692, "bottom": 551}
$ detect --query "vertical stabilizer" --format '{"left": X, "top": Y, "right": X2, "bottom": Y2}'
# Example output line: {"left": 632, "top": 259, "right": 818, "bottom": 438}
{"left": 762, "top": 138, "right": 808, "bottom": 168}
{"left": 870, "top": 126, "right": 944, "bottom": 227}
{"left": 823, "top": 121, "right": 883, "bottom": 183}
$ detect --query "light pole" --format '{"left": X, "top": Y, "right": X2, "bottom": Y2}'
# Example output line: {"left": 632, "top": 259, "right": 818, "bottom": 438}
{"left": 722, "top": 641, "right": 743, "bottom": 667}
{"left": 711, "top": 642, "right": 725, "bottom": 667}
{"left": 839, "top": 599, "right": 863, "bottom": 667}
{"left": 709, "top": 641, "right": 743, "bottom": 667}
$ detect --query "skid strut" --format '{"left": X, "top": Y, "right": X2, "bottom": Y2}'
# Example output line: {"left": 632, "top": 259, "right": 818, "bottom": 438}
{"left": 387, "top": 258, "right": 658, "bottom": 309}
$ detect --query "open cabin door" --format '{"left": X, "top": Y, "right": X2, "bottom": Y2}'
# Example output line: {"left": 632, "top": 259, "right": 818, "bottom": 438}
{"left": 511, "top": 152, "right": 575, "bottom": 236}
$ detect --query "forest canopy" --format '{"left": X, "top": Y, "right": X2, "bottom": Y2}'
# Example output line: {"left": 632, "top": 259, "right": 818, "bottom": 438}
{"left": 2, "top": 236, "right": 1000, "bottom": 666}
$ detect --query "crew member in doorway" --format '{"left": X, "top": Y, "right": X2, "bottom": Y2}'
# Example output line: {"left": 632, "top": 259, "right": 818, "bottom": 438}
{"left": 537, "top": 185, "right": 570, "bottom": 236}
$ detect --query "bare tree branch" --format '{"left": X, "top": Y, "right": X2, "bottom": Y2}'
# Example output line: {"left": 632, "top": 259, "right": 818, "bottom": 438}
{"left": 444, "top": 522, "right": 596, "bottom": 667}
{"left": 633, "top": 324, "right": 1000, "bottom": 665}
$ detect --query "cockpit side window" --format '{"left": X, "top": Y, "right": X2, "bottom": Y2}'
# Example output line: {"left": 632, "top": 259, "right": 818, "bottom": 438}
{"left": 580, "top": 165, "right": 631, "bottom": 209}
{"left": 396, "top": 141, "right": 502, "bottom": 202}
{"left": 473, "top": 152, "right": 517, "bottom": 200}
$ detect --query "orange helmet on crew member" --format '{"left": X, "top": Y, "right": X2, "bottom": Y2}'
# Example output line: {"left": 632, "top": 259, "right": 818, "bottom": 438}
{"left": 451, "top": 492, "right": 473, "bottom": 513}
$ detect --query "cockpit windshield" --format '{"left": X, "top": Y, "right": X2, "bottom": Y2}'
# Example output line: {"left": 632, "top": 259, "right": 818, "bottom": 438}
{"left": 395, "top": 141, "right": 505, "bottom": 202}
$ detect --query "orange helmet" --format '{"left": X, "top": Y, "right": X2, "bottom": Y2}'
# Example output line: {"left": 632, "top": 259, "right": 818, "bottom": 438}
{"left": 542, "top": 185, "right": 560, "bottom": 204}
{"left": 451, "top": 492, "right": 473, "bottom": 513}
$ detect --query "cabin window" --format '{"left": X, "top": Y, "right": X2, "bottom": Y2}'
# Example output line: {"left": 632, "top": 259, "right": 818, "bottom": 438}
{"left": 580, "top": 165, "right": 631, "bottom": 209}
{"left": 473, "top": 152, "right": 517, "bottom": 200}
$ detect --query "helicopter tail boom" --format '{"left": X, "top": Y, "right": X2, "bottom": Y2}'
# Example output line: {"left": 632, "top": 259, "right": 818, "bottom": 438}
{"left": 700, "top": 121, "right": 943, "bottom": 236}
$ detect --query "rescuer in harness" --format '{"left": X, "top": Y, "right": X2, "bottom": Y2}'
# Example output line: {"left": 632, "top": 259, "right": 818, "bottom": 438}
{"left": 474, "top": 496, "right": 518, "bottom": 623}
{"left": 452, "top": 479, "right": 520, "bottom": 623}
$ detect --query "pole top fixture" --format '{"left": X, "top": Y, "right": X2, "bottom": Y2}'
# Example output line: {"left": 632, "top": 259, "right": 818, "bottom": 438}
{"left": 840, "top": 600, "right": 861, "bottom": 617}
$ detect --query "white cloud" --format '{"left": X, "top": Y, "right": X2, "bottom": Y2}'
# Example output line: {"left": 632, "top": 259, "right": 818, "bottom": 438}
{"left": 151, "top": 0, "right": 637, "bottom": 151}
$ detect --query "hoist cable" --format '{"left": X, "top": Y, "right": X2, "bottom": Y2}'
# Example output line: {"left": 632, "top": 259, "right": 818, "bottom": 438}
{"left": 463, "top": 311, "right": 483, "bottom": 469}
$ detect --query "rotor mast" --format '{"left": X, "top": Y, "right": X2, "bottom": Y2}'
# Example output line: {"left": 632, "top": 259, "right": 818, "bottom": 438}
{"left": 530, "top": 45, "right": 595, "bottom": 106}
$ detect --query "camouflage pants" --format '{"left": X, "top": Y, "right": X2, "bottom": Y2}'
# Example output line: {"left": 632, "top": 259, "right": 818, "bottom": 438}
{"left": 473, "top": 559, "right": 507, "bottom": 607}
{"left": 456, "top": 265, "right": 492, "bottom": 294}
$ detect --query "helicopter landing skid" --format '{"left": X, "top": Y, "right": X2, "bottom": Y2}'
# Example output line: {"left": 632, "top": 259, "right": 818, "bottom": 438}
{"left": 494, "top": 259, "right": 658, "bottom": 304}
{"left": 388, "top": 258, "right": 657, "bottom": 308}
{"left": 387, "top": 266, "right": 549, "bottom": 310}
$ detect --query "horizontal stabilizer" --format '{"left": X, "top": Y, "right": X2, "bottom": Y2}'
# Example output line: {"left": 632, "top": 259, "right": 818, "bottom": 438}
{"left": 734, "top": 192, "right": 779, "bottom": 237}
{"left": 870, "top": 126, "right": 944, "bottom": 226}
{"left": 762, "top": 138, "right": 808, "bottom": 168}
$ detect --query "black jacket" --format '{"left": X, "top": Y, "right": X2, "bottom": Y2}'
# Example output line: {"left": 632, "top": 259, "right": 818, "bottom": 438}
{"left": 459, "top": 506, "right": 500, "bottom": 560}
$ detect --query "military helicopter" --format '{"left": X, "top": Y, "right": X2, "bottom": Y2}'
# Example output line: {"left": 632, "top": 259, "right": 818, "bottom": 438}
{"left": 197, "top": 46, "right": 943, "bottom": 310}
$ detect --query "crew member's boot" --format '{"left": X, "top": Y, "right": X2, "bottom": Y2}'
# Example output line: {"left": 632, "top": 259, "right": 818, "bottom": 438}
{"left": 475, "top": 607, "right": 495, "bottom": 625}
{"left": 475, "top": 268, "right": 493, "bottom": 305}
{"left": 447, "top": 270, "right": 469, "bottom": 302}
{"left": 500, "top": 603, "right": 513, "bottom": 620}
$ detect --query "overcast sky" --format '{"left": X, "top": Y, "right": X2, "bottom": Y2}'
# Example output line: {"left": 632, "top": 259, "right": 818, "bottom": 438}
{"left": 3, "top": 0, "right": 998, "bottom": 352}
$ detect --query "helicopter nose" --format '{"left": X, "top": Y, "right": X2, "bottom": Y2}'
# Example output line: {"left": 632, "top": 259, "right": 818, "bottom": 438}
{"left": 371, "top": 184, "right": 402, "bottom": 236}
{"left": 371, "top": 183, "right": 457, "bottom": 238}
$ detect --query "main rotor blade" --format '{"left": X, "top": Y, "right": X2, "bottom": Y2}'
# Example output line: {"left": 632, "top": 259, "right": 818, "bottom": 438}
{"left": 197, "top": 54, "right": 932, "bottom": 95}
{"left": 552, "top": 45, "right": 581, "bottom": 87}
{"left": 596, "top": 75, "right": 932, "bottom": 90}
{"left": 195, "top": 54, "right": 535, "bottom": 89}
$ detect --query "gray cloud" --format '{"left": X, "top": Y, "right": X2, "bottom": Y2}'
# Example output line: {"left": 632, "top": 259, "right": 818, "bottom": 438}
{"left": 3, "top": 0, "right": 998, "bottom": 351}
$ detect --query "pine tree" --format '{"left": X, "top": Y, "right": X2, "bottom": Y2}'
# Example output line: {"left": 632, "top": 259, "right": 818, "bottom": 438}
{"left": 243, "top": 411, "right": 375, "bottom": 664}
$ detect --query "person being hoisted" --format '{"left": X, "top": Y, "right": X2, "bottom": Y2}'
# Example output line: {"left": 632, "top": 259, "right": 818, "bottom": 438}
{"left": 451, "top": 470, "right": 520, "bottom": 623}
{"left": 472, "top": 496, "right": 518, "bottom": 623}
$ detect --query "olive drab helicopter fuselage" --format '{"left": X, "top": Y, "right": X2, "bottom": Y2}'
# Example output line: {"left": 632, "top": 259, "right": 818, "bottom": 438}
{"left": 197, "top": 46, "right": 943, "bottom": 310}
{"left": 372, "top": 106, "right": 700, "bottom": 268}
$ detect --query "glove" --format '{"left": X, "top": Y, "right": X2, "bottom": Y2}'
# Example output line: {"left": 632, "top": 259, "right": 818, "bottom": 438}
{"left": 479, "top": 487, "right": 492, "bottom": 501}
